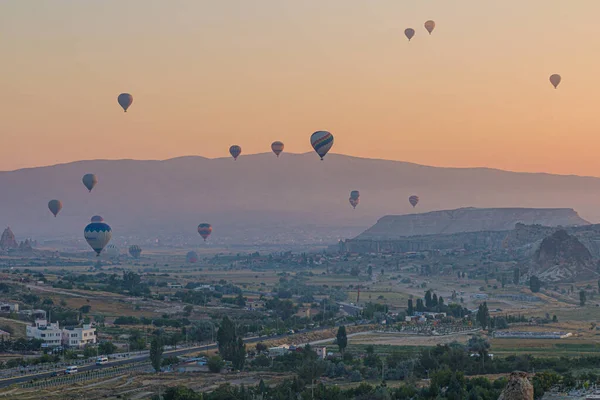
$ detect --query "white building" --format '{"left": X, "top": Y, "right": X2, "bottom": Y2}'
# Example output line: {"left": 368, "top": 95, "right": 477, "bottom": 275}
{"left": 62, "top": 324, "right": 96, "bottom": 348}
{"left": 315, "top": 347, "right": 327, "bottom": 360}
{"left": 26, "top": 320, "right": 96, "bottom": 348}
{"left": 26, "top": 320, "right": 62, "bottom": 347}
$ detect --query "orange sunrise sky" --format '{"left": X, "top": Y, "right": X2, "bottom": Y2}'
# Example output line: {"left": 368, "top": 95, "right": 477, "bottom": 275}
{"left": 2, "top": 0, "right": 600, "bottom": 175}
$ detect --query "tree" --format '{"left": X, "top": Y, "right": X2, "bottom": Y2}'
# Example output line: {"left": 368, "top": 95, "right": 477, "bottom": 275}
{"left": 432, "top": 293, "right": 438, "bottom": 307}
{"left": 438, "top": 296, "right": 444, "bottom": 307}
{"left": 235, "top": 293, "right": 246, "bottom": 308}
{"left": 513, "top": 267, "right": 520, "bottom": 285}
{"left": 149, "top": 336, "right": 163, "bottom": 373}
{"left": 416, "top": 298, "right": 425, "bottom": 312}
{"left": 580, "top": 290, "right": 587, "bottom": 306}
{"left": 552, "top": 315, "right": 558, "bottom": 323}
{"left": 467, "top": 336, "right": 490, "bottom": 369}
{"left": 231, "top": 337, "right": 246, "bottom": 370}
{"left": 367, "top": 265, "right": 373, "bottom": 277}
{"left": 255, "top": 342, "right": 267, "bottom": 353}
{"left": 183, "top": 305, "right": 194, "bottom": 316}
{"left": 98, "top": 341, "right": 117, "bottom": 355}
{"left": 216, "top": 316, "right": 237, "bottom": 360}
{"left": 529, "top": 276, "right": 541, "bottom": 293}
{"left": 208, "top": 355, "right": 224, "bottom": 373}
{"left": 163, "top": 386, "right": 203, "bottom": 400}
{"left": 476, "top": 302, "right": 490, "bottom": 329}
{"left": 336, "top": 325, "right": 348, "bottom": 354}
{"left": 501, "top": 275, "right": 507, "bottom": 288}
{"left": 79, "top": 305, "right": 91, "bottom": 314}
{"left": 407, "top": 299, "right": 414, "bottom": 316}
{"left": 350, "top": 266, "right": 359, "bottom": 276}
{"left": 424, "top": 290, "right": 433, "bottom": 308}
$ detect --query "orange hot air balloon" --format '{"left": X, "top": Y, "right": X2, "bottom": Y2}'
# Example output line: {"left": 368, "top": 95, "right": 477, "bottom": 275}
{"left": 424, "top": 20, "right": 435, "bottom": 35}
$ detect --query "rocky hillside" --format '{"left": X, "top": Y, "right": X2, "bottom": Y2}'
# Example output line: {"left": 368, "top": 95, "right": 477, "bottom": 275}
{"left": 497, "top": 372, "right": 533, "bottom": 400}
{"left": 530, "top": 230, "right": 598, "bottom": 282}
{"left": 355, "top": 208, "right": 588, "bottom": 240}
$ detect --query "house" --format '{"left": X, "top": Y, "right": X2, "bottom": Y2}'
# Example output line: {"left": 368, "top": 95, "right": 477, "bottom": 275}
{"left": 268, "top": 345, "right": 289, "bottom": 357}
{"left": 0, "top": 303, "right": 19, "bottom": 313}
{"left": 167, "top": 283, "right": 183, "bottom": 289}
{"left": 193, "top": 285, "right": 215, "bottom": 292}
{"left": 0, "top": 329, "right": 10, "bottom": 340}
{"left": 315, "top": 347, "right": 327, "bottom": 359}
{"left": 62, "top": 324, "right": 97, "bottom": 348}
{"left": 26, "top": 320, "right": 63, "bottom": 347}
{"left": 26, "top": 320, "right": 97, "bottom": 348}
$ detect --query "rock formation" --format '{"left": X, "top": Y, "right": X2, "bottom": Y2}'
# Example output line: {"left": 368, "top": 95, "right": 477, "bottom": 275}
{"left": 530, "top": 230, "right": 597, "bottom": 282}
{"left": 0, "top": 227, "right": 18, "bottom": 250}
{"left": 355, "top": 208, "right": 588, "bottom": 240}
{"left": 497, "top": 371, "right": 533, "bottom": 400}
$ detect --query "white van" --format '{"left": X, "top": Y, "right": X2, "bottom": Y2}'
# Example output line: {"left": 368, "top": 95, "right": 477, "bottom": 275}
{"left": 96, "top": 357, "right": 108, "bottom": 365}
{"left": 65, "top": 366, "right": 78, "bottom": 374}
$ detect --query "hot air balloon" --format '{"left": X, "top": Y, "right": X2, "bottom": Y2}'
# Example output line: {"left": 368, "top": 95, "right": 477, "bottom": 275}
{"left": 82, "top": 174, "right": 97, "bottom": 193}
{"left": 198, "top": 223, "right": 212, "bottom": 241}
{"left": 129, "top": 245, "right": 142, "bottom": 259}
{"left": 84, "top": 216, "right": 112, "bottom": 256}
{"left": 409, "top": 195, "right": 419, "bottom": 208}
{"left": 118, "top": 93, "right": 133, "bottom": 112}
{"left": 350, "top": 190, "right": 360, "bottom": 200}
{"left": 310, "top": 131, "right": 334, "bottom": 160}
{"left": 271, "top": 141, "right": 284, "bottom": 157}
{"left": 549, "top": 74, "right": 561, "bottom": 89}
{"left": 229, "top": 145, "right": 242, "bottom": 160}
{"left": 405, "top": 28, "right": 415, "bottom": 41}
{"left": 186, "top": 251, "right": 199, "bottom": 263}
{"left": 349, "top": 197, "right": 359, "bottom": 209}
{"left": 105, "top": 244, "right": 120, "bottom": 258}
{"left": 48, "top": 200, "right": 62, "bottom": 217}
{"left": 424, "top": 20, "right": 435, "bottom": 35}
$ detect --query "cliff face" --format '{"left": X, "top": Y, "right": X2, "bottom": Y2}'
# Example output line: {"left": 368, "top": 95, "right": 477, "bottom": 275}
{"left": 355, "top": 208, "right": 589, "bottom": 240}
{"left": 531, "top": 230, "right": 596, "bottom": 282}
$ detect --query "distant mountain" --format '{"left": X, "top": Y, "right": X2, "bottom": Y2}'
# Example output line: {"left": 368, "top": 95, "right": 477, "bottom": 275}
{"left": 2, "top": 153, "right": 600, "bottom": 247}
{"left": 354, "top": 208, "right": 589, "bottom": 240}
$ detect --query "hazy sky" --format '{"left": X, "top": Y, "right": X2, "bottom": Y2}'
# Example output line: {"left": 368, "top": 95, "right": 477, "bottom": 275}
{"left": 2, "top": 1, "right": 600, "bottom": 175}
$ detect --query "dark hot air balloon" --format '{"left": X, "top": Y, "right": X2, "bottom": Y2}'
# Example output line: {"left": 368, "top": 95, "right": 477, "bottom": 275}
{"left": 229, "top": 145, "right": 242, "bottom": 160}
{"left": 405, "top": 28, "right": 415, "bottom": 41}
{"left": 84, "top": 216, "right": 112, "bottom": 256}
{"left": 349, "top": 197, "right": 359, "bottom": 209}
{"left": 409, "top": 195, "right": 419, "bottom": 208}
{"left": 198, "top": 223, "right": 212, "bottom": 241}
{"left": 48, "top": 200, "right": 62, "bottom": 217}
{"left": 186, "top": 251, "right": 199, "bottom": 263}
{"left": 118, "top": 93, "right": 133, "bottom": 112}
{"left": 82, "top": 174, "right": 98, "bottom": 193}
{"left": 310, "top": 131, "right": 334, "bottom": 160}
{"left": 350, "top": 190, "right": 360, "bottom": 200}
{"left": 129, "top": 245, "right": 142, "bottom": 259}
{"left": 271, "top": 141, "right": 284, "bottom": 157}
{"left": 549, "top": 74, "right": 561, "bottom": 89}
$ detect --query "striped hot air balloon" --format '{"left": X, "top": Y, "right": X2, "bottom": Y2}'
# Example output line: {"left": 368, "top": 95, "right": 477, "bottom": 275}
{"left": 271, "top": 141, "right": 284, "bottom": 157}
{"left": 310, "top": 131, "right": 334, "bottom": 160}
{"left": 186, "top": 251, "right": 199, "bottom": 263}
{"left": 229, "top": 145, "right": 242, "bottom": 160}
{"left": 129, "top": 245, "right": 142, "bottom": 259}
{"left": 409, "top": 195, "right": 420, "bottom": 208}
{"left": 198, "top": 223, "right": 212, "bottom": 241}
{"left": 48, "top": 200, "right": 62, "bottom": 217}
{"left": 84, "top": 216, "right": 112, "bottom": 256}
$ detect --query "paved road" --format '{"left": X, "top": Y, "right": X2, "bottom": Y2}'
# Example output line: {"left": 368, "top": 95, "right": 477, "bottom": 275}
{"left": 0, "top": 328, "right": 333, "bottom": 388}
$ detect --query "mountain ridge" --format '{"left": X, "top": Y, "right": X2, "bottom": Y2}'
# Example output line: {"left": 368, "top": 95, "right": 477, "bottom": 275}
{"left": 1, "top": 153, "right": 600, "bottom": 246}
